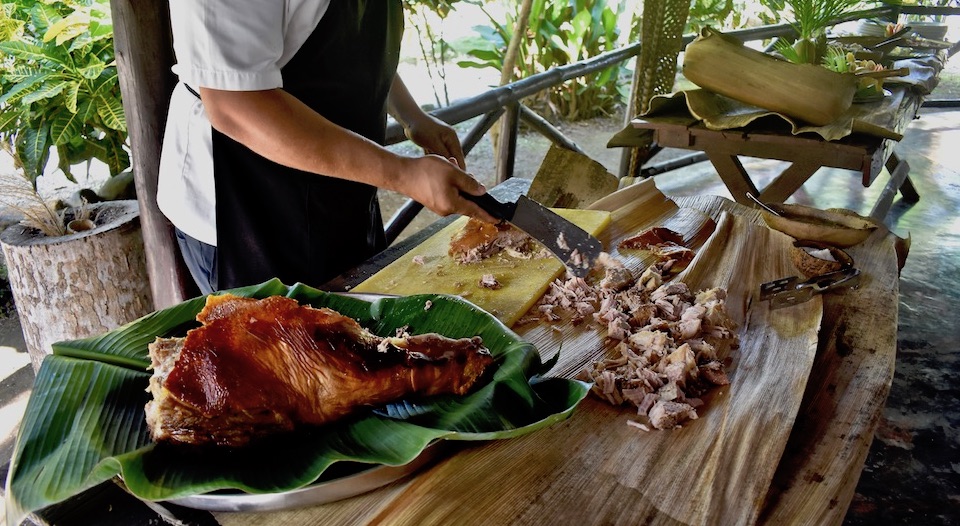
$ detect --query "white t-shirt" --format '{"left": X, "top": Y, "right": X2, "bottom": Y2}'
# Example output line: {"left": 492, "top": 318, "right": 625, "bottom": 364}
{"left": 157, "top": 0, "right": 332, "bottom": 246}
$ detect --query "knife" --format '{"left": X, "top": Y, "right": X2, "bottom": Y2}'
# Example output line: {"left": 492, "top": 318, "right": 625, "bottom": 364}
{"left": 461, "top": 192, "right": 604, "bottom": 278}
{"left": 759, "top": 267, "right": 861, "bottom": 309}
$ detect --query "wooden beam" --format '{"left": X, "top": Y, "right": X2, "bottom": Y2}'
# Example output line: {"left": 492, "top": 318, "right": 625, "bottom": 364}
{"left": 110, "top": 0, "right": 198, "bottom": 309}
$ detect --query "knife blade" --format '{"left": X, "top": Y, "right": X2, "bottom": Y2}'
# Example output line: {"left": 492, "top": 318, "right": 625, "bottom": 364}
{"left": 461, "top": 192, "right": 604, "bottom": 278}
{"left": 759, "top": 267, "right": 861, "bottom": 309}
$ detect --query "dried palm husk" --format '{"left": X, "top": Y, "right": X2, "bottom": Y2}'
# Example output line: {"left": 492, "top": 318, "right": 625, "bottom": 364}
{"left": 328, "top": 184, "right": 822, "bottom": 526}
{"left": 791, "top": 240, "right": 854, "bottom": 277}
{"left": 682, "top": 27, "right": 858, "bottom": 126}
{"left": 760, "top": 202, "right": 878, "bottom": 247}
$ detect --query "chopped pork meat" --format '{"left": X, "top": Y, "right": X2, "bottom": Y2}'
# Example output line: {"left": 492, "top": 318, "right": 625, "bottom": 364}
{"left": 618, "top": 226, "right": 694, "bottom": 276}
{"left": 536, "top": 243, "right": 738, "bottom": 430}
{"left": 449, "top": 218, "right": 547, "bottom": 264}
{"left": 479, "top": 274, "right": 502, "bottom": 290}
{"left": 618, "top": 226, "right": 685, "bottom": 250}
{"left": 648, "top": 400, "right": 698, "bottom": 430}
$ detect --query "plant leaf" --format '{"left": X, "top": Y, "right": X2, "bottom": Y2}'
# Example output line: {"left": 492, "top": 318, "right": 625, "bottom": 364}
{"left": 64, "top": 80, "right": 81, "bottom": 113}
{"left": 0, "top": 41, "right": 48, "bottom": 62}
{"left": 0, "top": 73, "right": 44, "bottom": 107}
{"left": 50, "top": 99, "right": 89, "bottom": 145}
{"left": 55, "top": 144, "right": 77, "bottom": 184}
{"left": 16, "top": 122, "right": 50, "bottom": 180}
{"left": 0, "top": 108, "right": 23, "bottom": 133}
{"left": 93, "top": 134, "right": 129, "bottom": 176}
{"left": 6, "top": 280, "right": 589, "bottom": 525}
{"left": 78, "top": 55, "right": 105, "bottom": 80}
{"left": 43, "top": 8, "right": 89, "bottom": 45}
{"left": 20, "top": 79, "right": 67, "bottom": 105}
{"left": 95, "top": 91, "right": 125, "bottom": 131}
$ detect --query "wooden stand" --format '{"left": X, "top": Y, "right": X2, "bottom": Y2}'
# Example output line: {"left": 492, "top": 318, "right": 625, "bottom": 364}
{"left": 630, "top": 86, "right": 925, "bottom": 223}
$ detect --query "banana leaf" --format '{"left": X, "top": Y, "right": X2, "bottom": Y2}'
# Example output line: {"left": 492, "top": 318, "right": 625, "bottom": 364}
{"left": 5, "top": 279, "right": 590, "bottom": 525}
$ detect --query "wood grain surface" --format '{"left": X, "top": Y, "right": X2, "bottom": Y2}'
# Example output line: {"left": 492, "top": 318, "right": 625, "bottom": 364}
{"left": 213, "top": 180, "right": 898, "bottom": 526}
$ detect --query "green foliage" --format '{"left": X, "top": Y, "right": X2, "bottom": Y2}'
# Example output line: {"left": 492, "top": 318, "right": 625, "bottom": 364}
{"left": 762, "top": 0, "right": 869, "bottom": 63}
{"left": 0, "top": 0, "right": 128, "bottom": 189}
{"left": 402, "top": 0, "right": 465, "bottom": 107}
{"left": 821, "top": 45, "right": 852, "bottom": 72}
{"left": 455, "top": 0, "right": 626, "bottom": 121}
{"left": 686, "top": 0, "right": 782, "bottom": 33}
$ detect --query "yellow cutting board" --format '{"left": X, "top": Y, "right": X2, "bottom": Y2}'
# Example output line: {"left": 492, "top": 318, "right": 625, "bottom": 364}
{"left": 353, "top": 209, "right": 611, "bottom": 326}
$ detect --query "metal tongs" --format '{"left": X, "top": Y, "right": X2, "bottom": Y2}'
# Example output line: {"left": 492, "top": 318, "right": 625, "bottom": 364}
{"left": 760, "top": 267, "right": 862, "bottom": 309}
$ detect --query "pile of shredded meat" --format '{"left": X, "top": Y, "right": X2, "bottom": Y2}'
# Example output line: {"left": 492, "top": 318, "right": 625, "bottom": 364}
{"left": 527, "top": 242, "right": 739, "bottom": 430}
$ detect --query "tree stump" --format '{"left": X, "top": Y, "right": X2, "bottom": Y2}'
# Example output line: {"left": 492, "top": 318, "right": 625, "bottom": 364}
{"left": 0, "top": 200, "right": 154, "bottom": 372}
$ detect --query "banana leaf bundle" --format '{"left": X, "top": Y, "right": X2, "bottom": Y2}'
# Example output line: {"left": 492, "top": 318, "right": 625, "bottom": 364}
{"left": 4, "top": 280, "right": 590, "bottom": 525}
{"left": 683, "top": 27, "right": 858, "bottom": 126}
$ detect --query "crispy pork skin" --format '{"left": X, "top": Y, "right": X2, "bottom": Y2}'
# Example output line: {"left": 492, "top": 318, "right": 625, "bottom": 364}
{"left": 145, "top": 294, "right": 493, "bottom": 447}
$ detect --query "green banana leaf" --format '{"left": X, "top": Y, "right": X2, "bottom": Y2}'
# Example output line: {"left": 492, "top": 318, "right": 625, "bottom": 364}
{"left": 5, "top": 279, "right": 590, "bottom": 524}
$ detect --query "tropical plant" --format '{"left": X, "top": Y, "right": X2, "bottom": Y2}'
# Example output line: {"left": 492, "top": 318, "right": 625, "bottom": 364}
{"left": 402, "top": 0, "right": 471, "bottom": 108}
{"left": 686, "top": 0, "right": 782, "bottom": 33}
{"left": 764, "top": 0, "right": 867, "bottom": 64}
{"left": 455, "top": 0, "right": 626, "bottom": 121}
{"left": 0, "top": 0, "right": 128, "bottom": 190}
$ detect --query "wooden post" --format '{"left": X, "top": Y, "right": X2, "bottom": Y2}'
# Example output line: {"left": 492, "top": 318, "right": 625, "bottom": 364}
{"left": 109, "top": 0, "right": 198, "bottom": 309}
{"left": 492, "top": 0, "right": 533, "bottom": 180}
{"left": 496, "top": 103, "right": 520, "bottom": 183}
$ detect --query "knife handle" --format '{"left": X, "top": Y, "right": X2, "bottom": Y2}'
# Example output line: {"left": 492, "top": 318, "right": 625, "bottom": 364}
{"left": 460, "top": 191, "right": 515, "bottom": 221}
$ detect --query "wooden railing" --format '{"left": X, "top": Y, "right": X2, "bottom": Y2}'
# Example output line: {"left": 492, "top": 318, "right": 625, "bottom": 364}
{"left": 380, "top": 5, "right": 960, "bottom": 243}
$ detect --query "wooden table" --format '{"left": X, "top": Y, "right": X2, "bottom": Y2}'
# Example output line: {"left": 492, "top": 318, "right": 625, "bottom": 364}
{"left": 208, "top": 178, "right": 901, "bottom": 526}
{"left": 29, "top": 177, "right": 904, "bottom": 526}
{"left": 630, "top": 85, "right": 922, "bottom": 223}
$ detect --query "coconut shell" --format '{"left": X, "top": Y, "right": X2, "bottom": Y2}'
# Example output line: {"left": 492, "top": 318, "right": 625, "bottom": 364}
{"left": 791, "top": 240, "right": 854, "bottom": 278}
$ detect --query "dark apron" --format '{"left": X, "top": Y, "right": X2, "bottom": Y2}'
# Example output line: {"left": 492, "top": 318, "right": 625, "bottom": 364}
{"left": 211, "top": 0, "right": 402, "bottom": 290}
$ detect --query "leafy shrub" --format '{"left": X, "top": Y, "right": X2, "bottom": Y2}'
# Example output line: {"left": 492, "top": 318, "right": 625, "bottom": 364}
{"left": 455, "top": 0, "right": 626, "bottom": 121}
{"left": 686, "top": 0, "right": 782, "bottom": 33}
{"left": 0, "top": 0, "right": 127, "bottom": 188}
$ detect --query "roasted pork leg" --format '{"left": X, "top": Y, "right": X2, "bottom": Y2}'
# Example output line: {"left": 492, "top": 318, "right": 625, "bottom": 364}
{"left": 145, "top": 294, "right": 493, "bottom": 447}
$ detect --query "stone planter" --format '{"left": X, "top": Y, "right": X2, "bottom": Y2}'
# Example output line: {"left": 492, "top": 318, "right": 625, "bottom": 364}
{"left": 0, "top": 200, "right": 153, "bottom": 371}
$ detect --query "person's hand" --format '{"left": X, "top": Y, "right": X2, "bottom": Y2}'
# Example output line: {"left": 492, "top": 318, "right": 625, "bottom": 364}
{"left": 396, "top": 154, "right": 497, "bottom": 223}
{"left": 403, "top": 113, "right": 466, "bottom": 170}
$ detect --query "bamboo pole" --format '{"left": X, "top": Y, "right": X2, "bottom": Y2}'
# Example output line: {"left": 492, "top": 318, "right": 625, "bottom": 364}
{"left": 492, "top": 0, "right": 534, "bottom": 181}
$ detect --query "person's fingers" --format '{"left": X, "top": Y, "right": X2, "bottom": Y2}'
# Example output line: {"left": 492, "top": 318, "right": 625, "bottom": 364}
{"left": 452, "top": 173, "right": 496, "bottom": 223}
{"left": 459, "top": 196, "right": 498, "bottom": 224}
{"left": 447, "top": 156, "right": 468, "bottom": 173}
{"left": 444, "top": 134, "right": 466, "bottom": 169}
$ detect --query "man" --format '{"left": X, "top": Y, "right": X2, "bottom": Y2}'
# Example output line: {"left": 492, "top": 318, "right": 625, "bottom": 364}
{"left": 158, "top": 0, "right": 495, "bottom": 294}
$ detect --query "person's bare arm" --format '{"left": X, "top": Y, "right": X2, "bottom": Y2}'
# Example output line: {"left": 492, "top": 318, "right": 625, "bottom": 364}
{"left": 387, "top": 75, "right": 466, "bottom": 169}
{"left": 199, "top": 86, "right": 494, "bottom": 221}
